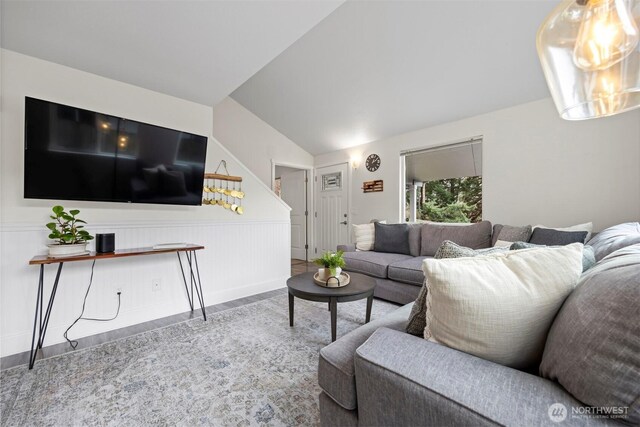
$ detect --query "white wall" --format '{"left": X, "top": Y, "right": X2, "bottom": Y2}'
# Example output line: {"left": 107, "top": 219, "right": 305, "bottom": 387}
{"left": 0, "top": 50, "right": 291, "bottom": 357}
{"left": 315, "top": 98, "right": 640, "bottom": 234}
{"left": 213, "top": 97, "right": 314, "bottom": 187}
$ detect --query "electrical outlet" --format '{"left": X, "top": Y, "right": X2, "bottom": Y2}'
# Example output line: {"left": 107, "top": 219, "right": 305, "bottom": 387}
{"left": 151, "top": 278, "right": 162, "bottom": 292}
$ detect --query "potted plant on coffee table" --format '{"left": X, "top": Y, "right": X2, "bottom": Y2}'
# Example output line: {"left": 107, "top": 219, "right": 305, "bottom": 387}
{"left": 314, "top": 250, "right": 346, "bottom": 281}
{"left": 46, "top": 205, "right": 94, "bottom": 257}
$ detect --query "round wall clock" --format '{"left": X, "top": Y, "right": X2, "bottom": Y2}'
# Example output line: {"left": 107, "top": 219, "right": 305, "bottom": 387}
{"left": 365, "top": 154, "right": 381, "bottom": 172}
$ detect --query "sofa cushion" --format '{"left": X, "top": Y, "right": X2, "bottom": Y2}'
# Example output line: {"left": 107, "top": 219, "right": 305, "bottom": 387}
{"left": 424, "top": 244, "right": 583, "bottom": 369}
{"left": 540, "top": 244, "right": 640, "bottom": 425}
{"left": 342, "top": 251, "right": 413, "bottom": 279}
{"left": 586, "top": 222, "right": 640, "bottom": 261}
{"left": 374, "top": 278, "right": 421, "bottom": 305}
{"left": 388, "top": 256, "right": 429, "bottom": 287}
{"left": 528, "top": 228, "right": 588, "bottom": 246}
{"left": 491, "top": 224, "right": 532, "bottom": 246}
{"left": 420, "top": 221, "right": 492, "bottom": 256}
{"left": 408, "top": 223, "right": 422, "bottom": 257}
{"left": 374, "top": 223, "right": 410, "bottom": 255}
{"left": 318, "top": 303, "right": 413, "bottom": 410}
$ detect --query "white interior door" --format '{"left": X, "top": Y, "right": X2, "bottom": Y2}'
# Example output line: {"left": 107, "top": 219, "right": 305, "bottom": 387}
{"left": 316, "top": 163, "right": 349, "bottom": 254}
{"left": 280, "top": 169, "right": 307, "bottom": 261}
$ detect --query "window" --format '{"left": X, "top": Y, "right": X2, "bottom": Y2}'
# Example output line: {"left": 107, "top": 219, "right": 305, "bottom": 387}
{"left": 402, "top": 139, "right": 482, "bottom": 223}
{"left": 322, "top": 172, "right": 342, "bottom": 191}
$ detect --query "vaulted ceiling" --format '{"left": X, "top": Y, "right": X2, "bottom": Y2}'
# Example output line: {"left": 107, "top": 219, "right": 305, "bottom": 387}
{"left": 231, "top": 1, "right": 557, "bottom": 155}
{"left": 2, "top": 0, "right": 558, "bottom": 156}
{"left": 0, "top": 0, "right": 344, "bottom": 106}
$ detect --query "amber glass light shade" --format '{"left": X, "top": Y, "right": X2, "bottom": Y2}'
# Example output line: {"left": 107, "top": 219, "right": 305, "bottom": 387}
{"left": 537, "top": 0, "right": 640, "bottom": 120}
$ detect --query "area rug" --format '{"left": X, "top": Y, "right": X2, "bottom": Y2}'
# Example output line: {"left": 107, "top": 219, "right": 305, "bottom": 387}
{"left": 1, "top": 294, "right": 398, "bottom": 426}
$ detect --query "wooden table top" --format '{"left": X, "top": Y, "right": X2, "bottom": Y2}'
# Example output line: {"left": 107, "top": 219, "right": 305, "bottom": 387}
{"left": 286, "top": 271, "right": 376, "bottom": 298}
{"left": 29, "top": 244, "right": 204, "bottom": 265}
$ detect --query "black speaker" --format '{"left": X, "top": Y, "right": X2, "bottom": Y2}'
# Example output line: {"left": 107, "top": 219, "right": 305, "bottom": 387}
{"left": 96, "top": 233, "right": 115, "bottom": 253}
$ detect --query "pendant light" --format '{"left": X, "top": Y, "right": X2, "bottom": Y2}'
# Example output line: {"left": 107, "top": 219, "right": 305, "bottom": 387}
{"left": 537, "top": 0, "right": 640, "bottom": 120}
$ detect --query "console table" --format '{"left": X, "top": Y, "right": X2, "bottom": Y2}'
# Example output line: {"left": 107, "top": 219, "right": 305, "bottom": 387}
{"left": 27, "top": 244, "right": 207, "bottom": 369}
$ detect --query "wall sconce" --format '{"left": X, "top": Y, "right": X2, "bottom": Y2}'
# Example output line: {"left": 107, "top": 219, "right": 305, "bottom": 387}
{"left": 537, "top": 0, "right": 640, "bottom": 120}
{"left": 350, "top": 155, "right": 362, "bottom": 169}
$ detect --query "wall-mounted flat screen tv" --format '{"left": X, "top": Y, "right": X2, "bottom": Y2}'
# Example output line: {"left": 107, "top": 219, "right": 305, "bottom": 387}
{"left": 24, "top": 97, "right": 208, "bottom": 206}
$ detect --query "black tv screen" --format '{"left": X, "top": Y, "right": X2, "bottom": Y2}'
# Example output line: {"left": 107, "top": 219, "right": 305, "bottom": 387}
{"left": 24, "top": 97, "right": 208, "bottom": 205}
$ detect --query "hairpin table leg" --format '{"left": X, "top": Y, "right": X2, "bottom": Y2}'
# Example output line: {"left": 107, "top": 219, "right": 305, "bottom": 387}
{"left": 177, "top": 251, "right": 207, "bottom": 321}
{"left": 28, "top": 263, "right": 64, "bottom": 369}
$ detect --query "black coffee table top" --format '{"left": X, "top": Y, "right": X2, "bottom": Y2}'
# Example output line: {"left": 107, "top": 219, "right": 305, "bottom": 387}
{"left": 287, "top": 271, "right": 376, "bottom": 298}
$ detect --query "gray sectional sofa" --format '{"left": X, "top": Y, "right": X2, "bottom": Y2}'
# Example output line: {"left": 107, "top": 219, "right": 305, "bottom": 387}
{"left": 338, "top": 221, "right": 493, "bottom": 305}
{"left": 321, "top": 222, "right": 640, "bottom": 426}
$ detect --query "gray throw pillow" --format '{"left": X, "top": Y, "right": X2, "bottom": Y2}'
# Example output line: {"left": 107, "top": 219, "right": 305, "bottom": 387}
{"left": 528, "top": 228, "right": 588, "bottom": 246}
{"left": 374, "top": 223, "right": 410, "bottom": 255}
{"left": 510, "top": 241, "right": 596, "bottom": 273}
{"left": 406, "top": 240, "right": 507, "bottom": 336}
{"left": 420, "top": 220, "right": 492, "bottom": 256}
{"left": 539, "top": 244, "right": 640, "bottom": 425}
{"left": 491, "top": 224, "right": 532, "bottom": 246}
{"left": 586, "top": 222, "right": 640, "bottom": 261}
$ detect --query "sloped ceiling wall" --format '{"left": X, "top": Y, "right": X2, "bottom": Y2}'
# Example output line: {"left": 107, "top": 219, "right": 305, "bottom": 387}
{"left": 1, "top": 0, "right": 344, "bottom": 106}
{"left": 232, "top": 0, "right": 557, "bottom": 155}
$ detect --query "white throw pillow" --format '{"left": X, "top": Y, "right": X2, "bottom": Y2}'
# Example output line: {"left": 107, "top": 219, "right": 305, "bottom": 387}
{"left": 533, "top": 222, "right": 593, "bottom": 242}
{"left": 423, "top": 244, "right": 583, "bottom": 369}
{"left": 353, "top": 221, "right": 385, "bottom": 251}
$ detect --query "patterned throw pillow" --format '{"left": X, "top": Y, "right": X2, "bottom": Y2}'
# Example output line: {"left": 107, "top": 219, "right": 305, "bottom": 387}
{"left": 510, "top": 241, "right": 596, "bottom": 273}
{"left": 406, "top": 241, "right": 508, "bottom": 336}
{"left": 435, "top": 240, "right": 509, "bottom": 259}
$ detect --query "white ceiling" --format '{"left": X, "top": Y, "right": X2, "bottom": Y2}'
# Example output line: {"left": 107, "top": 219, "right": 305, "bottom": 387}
{"left": 231, "top": 0, "right": 557, "bottom": 155}
{"left": 0, "top": 0, "right": 344, "bottom": 106}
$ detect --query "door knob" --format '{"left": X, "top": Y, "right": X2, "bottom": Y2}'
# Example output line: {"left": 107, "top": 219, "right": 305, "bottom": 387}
{"left": 340, "top": 221, "right": 347, "bottom": 225}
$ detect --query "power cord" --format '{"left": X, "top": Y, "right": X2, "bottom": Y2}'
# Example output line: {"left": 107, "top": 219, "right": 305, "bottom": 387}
{"left": 64, "top": 260, "right": 122, "bottom": 349}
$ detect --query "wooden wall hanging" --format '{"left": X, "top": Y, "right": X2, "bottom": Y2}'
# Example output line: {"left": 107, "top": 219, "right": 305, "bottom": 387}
{"left": 362, "top": 180, "right": 383, "bottom": 193}
{"left": 203, "top": 160, "right": 245, "bottom": 215}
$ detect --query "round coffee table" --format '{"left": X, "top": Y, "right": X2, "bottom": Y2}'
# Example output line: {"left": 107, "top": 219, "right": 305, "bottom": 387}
{"left": 287, "top": 271, "right": 376, "bottom": 342}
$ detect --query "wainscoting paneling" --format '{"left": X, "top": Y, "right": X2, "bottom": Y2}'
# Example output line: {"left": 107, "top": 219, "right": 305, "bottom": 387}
{"left": 0, "top": 220, "right": 290, "bottom": 357}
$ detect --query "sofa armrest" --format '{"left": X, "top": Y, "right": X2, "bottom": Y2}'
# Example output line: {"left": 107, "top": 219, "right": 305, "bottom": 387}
{"left": 355, "top": 328, "right": 612, "bottom": 427}
{"left": 337, "top": 244, "right": 356, "bottom": 252}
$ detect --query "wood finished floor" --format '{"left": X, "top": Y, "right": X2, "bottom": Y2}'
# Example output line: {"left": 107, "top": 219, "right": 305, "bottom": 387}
{"left": 1, "top": 259, "right": 316, "bottom": 370}
{"left": 291, "top": 259, "right": 315, "bottom": 275}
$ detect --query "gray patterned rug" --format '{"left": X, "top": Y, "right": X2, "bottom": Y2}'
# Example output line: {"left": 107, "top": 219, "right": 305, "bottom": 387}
{"left": 1, "top": 294, "right": 397, "bottom": 426}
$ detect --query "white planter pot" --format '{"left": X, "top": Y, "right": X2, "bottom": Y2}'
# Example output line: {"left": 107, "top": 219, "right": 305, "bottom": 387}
{"left": 48, "top": 242, "right": 88, "bottom": 257}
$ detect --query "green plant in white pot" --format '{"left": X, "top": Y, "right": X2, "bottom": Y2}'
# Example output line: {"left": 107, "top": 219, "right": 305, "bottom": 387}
{"left": 46, "top": 206, "right": 94, "bottom": 257}
{"left": 314, "top": 250, "right": 346, "bottom": 281}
